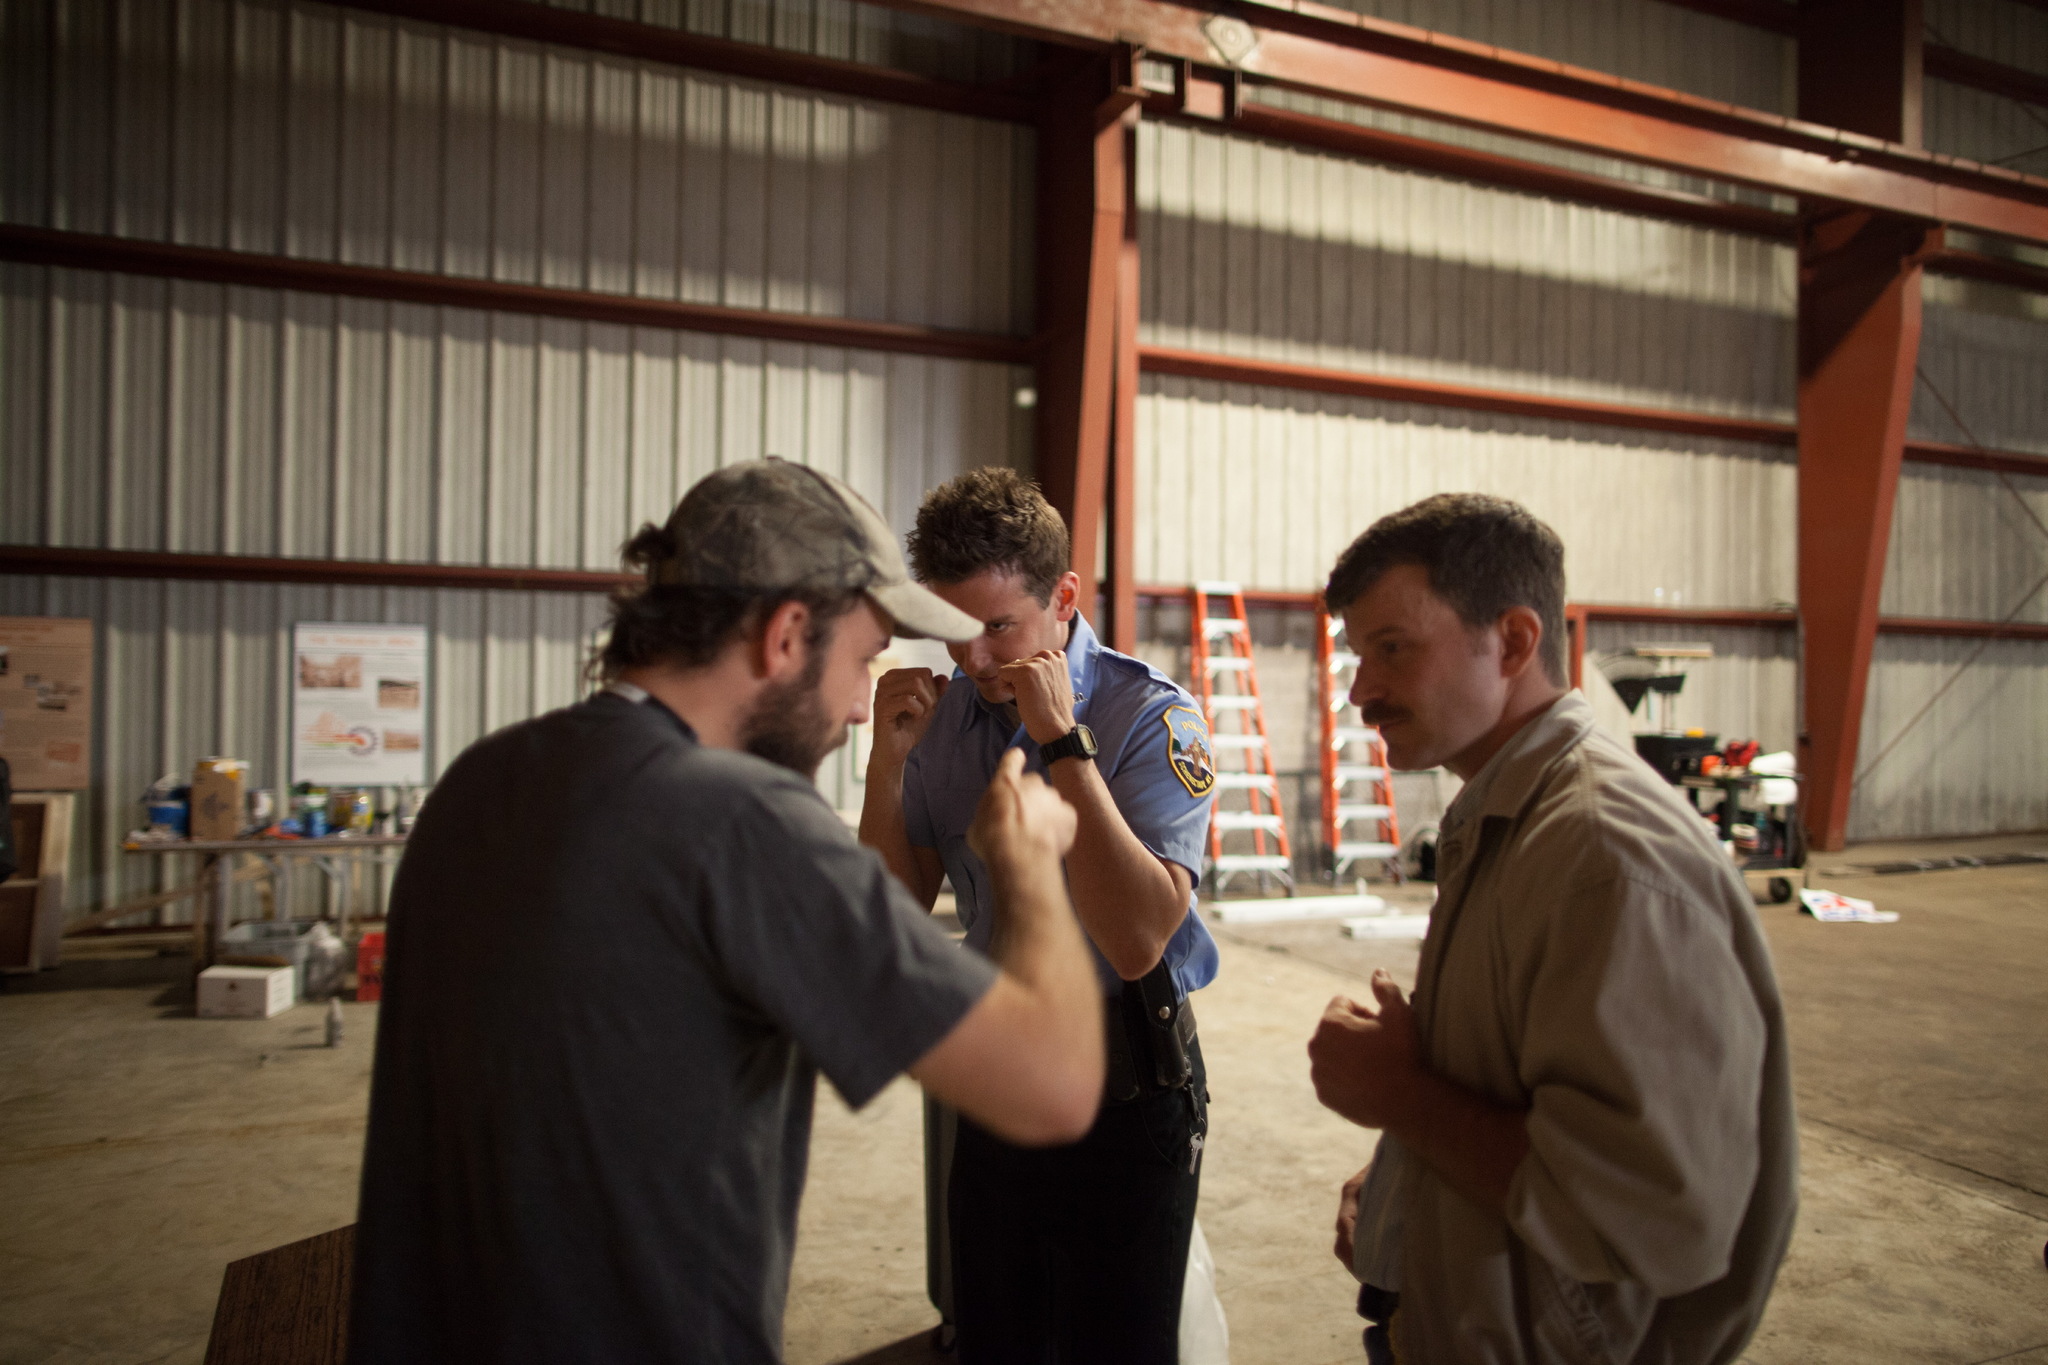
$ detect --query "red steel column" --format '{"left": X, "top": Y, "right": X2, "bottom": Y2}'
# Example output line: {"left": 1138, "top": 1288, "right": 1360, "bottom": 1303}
{"left": 1797, "top": 212, "right": 1935, "bottom": 850}
{"left": 1796, "top": 0, "right": 1929, "bottom": 852}
{"left": 1106, "top": 113, "right": 1141, "bottom": 654}
{"left": 1033, "top": 54, "right": 1139, "bottom": 622}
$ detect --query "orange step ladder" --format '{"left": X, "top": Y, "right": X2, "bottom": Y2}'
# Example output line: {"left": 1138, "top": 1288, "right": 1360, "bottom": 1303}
{"left": 1317, "top": 606, "right": 1403, "bottom": 884}
{"left": 1190, "top": 582, "right": 1294, "bottom": 896}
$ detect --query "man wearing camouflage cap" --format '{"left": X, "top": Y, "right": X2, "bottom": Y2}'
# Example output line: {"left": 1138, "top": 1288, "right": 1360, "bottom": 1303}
{"left": 350, "top": 459, "right": 1106, "bottom": 1364}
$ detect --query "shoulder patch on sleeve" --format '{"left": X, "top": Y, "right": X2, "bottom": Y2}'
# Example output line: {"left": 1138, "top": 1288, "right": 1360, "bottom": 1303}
{"left": 1162, "top": 705, "right": 1216, "bottom": 798}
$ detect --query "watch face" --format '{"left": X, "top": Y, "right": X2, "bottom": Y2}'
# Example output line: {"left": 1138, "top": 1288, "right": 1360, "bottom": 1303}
{"left": 1074, "top": 724, "right": 1098, "bottom": 757}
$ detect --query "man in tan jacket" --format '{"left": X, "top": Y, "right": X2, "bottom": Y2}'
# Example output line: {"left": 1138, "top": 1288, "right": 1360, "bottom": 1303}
{"left": 1307, "top": 493, "right": 1797, "bottom": 1364}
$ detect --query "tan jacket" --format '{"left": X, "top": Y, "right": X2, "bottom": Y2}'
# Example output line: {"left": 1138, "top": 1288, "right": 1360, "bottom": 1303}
{"left": 1370, "top": 693, "right": 1797, "bottom": 1364}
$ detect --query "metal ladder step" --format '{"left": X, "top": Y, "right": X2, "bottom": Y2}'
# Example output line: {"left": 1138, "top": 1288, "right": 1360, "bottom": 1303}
{"left": 1213, "top": 812, "right": 1286, "bottom": 833}
{"left": 1195, "top": 580, "right": 1242, "bottom": 596}
{"left": 1201, "top": 618, "right": 1246, "bottom": 636}
{"left": 1326, "top": 652, "right": 1360, "bottom": 671}
{"left": 1334, "top": 764, "right": 1388, "bottom": 783}
{"left": 1212, "top": 854, "right": 1293, "bottom": 872}
{"left": 1206, "top": 694, "right": 1259, "bottom": 711}
{"left": 1335, "top": 841, "right": 1401, "bottom": 861}
{"left": 1210, "top": 734, "right": 1268, "bottom": 750}
{"left": 1214, "top": 773, "right": 1276, "bottom": 791}
{"left": 1203, "top": 657, "right": 1251, "bottom": 673}
{"left": 1333, "top": 725, "right": 1381, "bottom": 744}
{"left": 1337, "top": 803, "right": 1394, "bottom": 822}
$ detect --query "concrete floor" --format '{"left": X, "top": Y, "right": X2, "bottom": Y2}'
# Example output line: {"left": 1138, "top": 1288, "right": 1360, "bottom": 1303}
{"left": 2, "top": 836, "right": 2043, "bottom": 1365}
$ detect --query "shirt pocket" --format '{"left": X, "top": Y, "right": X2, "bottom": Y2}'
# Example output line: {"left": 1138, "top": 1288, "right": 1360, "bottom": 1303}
{"left": 1523, "top": 1245, "right": 1657, "bottom": 1365}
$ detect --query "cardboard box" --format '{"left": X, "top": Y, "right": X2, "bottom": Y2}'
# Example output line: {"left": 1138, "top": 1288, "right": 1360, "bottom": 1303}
{"left": 197, "top": 964, "right": 296, "bottom": 1019}
{"left": 191, "top": 758, "right": 249, "bottom": 841}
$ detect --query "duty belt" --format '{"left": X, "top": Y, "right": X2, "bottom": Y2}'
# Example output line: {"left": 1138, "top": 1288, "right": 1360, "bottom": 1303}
{"left": 1103, "top": 959, "right": 1197, "bottom": 1104}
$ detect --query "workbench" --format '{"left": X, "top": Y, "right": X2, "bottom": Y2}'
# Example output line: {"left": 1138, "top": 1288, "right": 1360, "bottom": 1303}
{"left": 121, "top": 835, "right": 406, "bottom": 967}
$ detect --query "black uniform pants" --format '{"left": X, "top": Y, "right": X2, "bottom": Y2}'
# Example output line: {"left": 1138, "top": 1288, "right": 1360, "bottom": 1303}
{"left": 947, "top": 1038, "right": 1206, "bottom": 1365}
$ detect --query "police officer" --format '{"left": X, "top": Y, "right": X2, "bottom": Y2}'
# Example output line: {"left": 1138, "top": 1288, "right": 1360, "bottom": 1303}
{"left": 860, "top": 467, "right": 1219, "bottom": 1364}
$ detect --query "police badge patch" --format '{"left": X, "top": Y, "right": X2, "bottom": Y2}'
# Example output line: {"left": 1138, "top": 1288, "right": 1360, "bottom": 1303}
{"left": 1162, "top": 706, "right": 1216, "bottom": 798}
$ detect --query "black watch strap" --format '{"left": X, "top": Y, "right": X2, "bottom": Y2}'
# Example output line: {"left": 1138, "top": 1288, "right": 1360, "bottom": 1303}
{"left": 1040, "top": 723, "right": 1098, "bottom": 766}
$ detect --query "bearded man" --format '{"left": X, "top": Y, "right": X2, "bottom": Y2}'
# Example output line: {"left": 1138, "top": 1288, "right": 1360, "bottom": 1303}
{"left": 349, "top": 459, "right": 1105, "bottom": 1364}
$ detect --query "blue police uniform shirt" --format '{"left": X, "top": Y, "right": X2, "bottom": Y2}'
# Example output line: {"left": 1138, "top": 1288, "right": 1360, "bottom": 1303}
{"left": 901, "top": 613, "right": 1221, "bottom": 999}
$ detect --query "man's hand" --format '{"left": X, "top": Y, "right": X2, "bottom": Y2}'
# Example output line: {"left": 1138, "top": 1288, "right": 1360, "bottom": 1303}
{"left": 870, "top": 667, "right": 943, "bottom": 770}
{"left": 1308, "top": 970, "right": 1426, "bottom": 1131}
{"left": 968, "top": 748, "right": 1079, "bottom": 871}
{"left": 998, "top": 649, "right": 1077, "bottom": 745}
{"left": 1334, "top": 1164, "right": 1370, "bottom": 1267}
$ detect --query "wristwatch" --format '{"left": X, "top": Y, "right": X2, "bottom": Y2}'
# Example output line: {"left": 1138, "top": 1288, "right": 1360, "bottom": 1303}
{"left": 1039, "top": 724, "right": 1098, "bottom": 766}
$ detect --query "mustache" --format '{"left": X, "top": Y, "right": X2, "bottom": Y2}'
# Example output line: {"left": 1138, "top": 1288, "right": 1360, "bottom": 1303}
{"left": 1357, "top": 704, "right": 1408, "bottom": 727}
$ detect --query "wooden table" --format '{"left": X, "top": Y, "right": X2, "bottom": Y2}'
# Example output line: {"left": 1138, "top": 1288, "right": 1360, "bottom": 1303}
{"left": 121, "top": 836, "right": 407, "bottom": 967}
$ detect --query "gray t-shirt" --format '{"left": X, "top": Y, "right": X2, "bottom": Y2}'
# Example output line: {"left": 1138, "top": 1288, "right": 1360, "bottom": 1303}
{"left": 349, "top": 692, "right": 996, "bottom": 1364}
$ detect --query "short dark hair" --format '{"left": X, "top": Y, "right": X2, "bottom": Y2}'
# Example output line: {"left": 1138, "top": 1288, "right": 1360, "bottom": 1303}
{"left": 1324, "top": 493, "right": 1569, "bottom": 686}
{"left": 594, "top": 522, "right": 860, "bottom": 680}
{"left": 906, "top": 467, "right": 1069, "bottom": 603}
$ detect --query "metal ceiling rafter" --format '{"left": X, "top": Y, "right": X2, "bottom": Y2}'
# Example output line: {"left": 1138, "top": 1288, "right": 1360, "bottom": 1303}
{"left": 872, "top": 0, "right": 2048, "bottom": 246}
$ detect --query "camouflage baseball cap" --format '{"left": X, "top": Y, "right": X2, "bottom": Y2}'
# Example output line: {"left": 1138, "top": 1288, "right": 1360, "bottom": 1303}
{"left": 650, "top": 458, "right": 981, "bottom": 642}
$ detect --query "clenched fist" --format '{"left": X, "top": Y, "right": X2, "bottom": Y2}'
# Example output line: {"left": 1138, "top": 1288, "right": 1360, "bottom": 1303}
{"left": 968, "top": 748, "right": 1079, "bottom": 872}
{"left": 1307, "top": 970, "right": 1425, "bottom": 1131}
{"left": 869, "top": 667, "right": 943, "bottom": 771}
{"left": 997, "top": 649, "right": 1077, "bottom": 745}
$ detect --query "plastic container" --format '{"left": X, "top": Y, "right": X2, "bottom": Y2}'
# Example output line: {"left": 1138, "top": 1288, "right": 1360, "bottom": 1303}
{"left": 218, "top": 920, "right": 345, "bottom": 999}
{"left": 355, "top": 931, "right": 386, "bottom": 1002}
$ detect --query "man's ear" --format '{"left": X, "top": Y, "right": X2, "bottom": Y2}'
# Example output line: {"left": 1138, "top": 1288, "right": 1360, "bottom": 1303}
{"left": 1051, "top": 570, "right": 1082, "bottom": 623}
{"left": 753, "top": 599, "right": 814, "bottom": 681}
{"left": 1496, "top": 605, "right": 1545, "bottom": 681}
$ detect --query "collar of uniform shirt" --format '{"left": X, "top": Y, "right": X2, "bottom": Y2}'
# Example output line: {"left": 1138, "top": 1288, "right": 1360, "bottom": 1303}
{"left": 1441, "top": 691, "right": 1595, "bottom": 833}
{"left": 966, "top": 612, "right": 1098, "bottom": 742}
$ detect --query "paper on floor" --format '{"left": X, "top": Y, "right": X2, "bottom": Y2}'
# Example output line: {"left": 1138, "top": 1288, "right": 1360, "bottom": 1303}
{"left": 1799, "top": 888, "right": 1899, "bottom": 923}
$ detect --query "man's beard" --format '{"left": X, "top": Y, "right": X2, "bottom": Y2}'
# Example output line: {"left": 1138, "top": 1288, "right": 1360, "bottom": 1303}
{"left": 739, "top": 650, "right": 846, "bottom": 780}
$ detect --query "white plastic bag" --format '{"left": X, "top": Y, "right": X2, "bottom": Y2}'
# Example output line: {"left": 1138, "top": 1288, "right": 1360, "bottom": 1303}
{"left": 1180, "top": 1218, "right": 1230, "bottom": 1365}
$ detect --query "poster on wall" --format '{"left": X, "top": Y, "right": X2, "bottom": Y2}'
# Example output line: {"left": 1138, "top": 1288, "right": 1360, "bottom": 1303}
{"left": 0, "top": 617, "right": 94, "bottom": 790}
{"left": 292, "top": 623, "right": 429, "bottom": 786}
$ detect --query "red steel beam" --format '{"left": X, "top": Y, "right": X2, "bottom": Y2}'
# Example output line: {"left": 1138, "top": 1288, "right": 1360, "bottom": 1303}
{"left": 1130, "top": 584, "right": 2041, "bottom": 640}
{"left": 338, "top": 0, "right": 1034, "bottom": 123}
{"left": 1138, "top": 345, "right": 2048, "bottom": 478}
{"left": 1875, "top": 615, "right": 2048, "bottom": 641}
{"left": 0, "top": 546, "right": 631, "bottom": 593}
{"left": 1796, "top": 2, "right": 1930, "bottom": 853}
{"left": 1925, "top": 246, "right": 2048, "bottom": 296}
{"left": 1140, "top": 345, "right": 1795, "bottom": 445}
{"left": 879, "top": 0, "right": 2048, "bottom": 246}
{"left": 1219, "top": 99, "right": 1799, "bottom": 240}
{"left": 1032, "top": 56, "right": 1141, "bottom": 612}
{"left": 1925, "top": 44, "right": 2048, "bottom": 112}
{"left": 0, "top": 226, "right": 1031, "bottom": 365}
{"left": 1107, "top": 118, "right": 1143, "bottom": 653}
{"left": 12, "top": 548, "right": 2039, "bottom": 644}
{"left": 1901, "top": 437, "right": 2048, "bottom": 479}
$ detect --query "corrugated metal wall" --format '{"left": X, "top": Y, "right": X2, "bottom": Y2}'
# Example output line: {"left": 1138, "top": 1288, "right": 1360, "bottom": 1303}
{"left": 1926, "top": 0, "right": 2048, "bottom": 175}
{"left": 1306, "top": 0, "right": 1791, "bottom": 113}
{"left": 1133, "top": 117, "right": 1799, "bottom": 606}
{"left": 0, "top": 264, "right": 1027, "bottom": 568}
{"left": 1854, "top": 633, "right": 2048, "bottom": 840}
{"left": 0, "top": 0, "right": 1034, "bottom": 919}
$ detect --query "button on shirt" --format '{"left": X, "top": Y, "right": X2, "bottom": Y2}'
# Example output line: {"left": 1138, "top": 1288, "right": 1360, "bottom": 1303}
{"left": 1355, "top": 692, "right": 1798, "bottom": 1364}
{"left": 901, "top": 614, "right": 1220, "bottom": 998}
